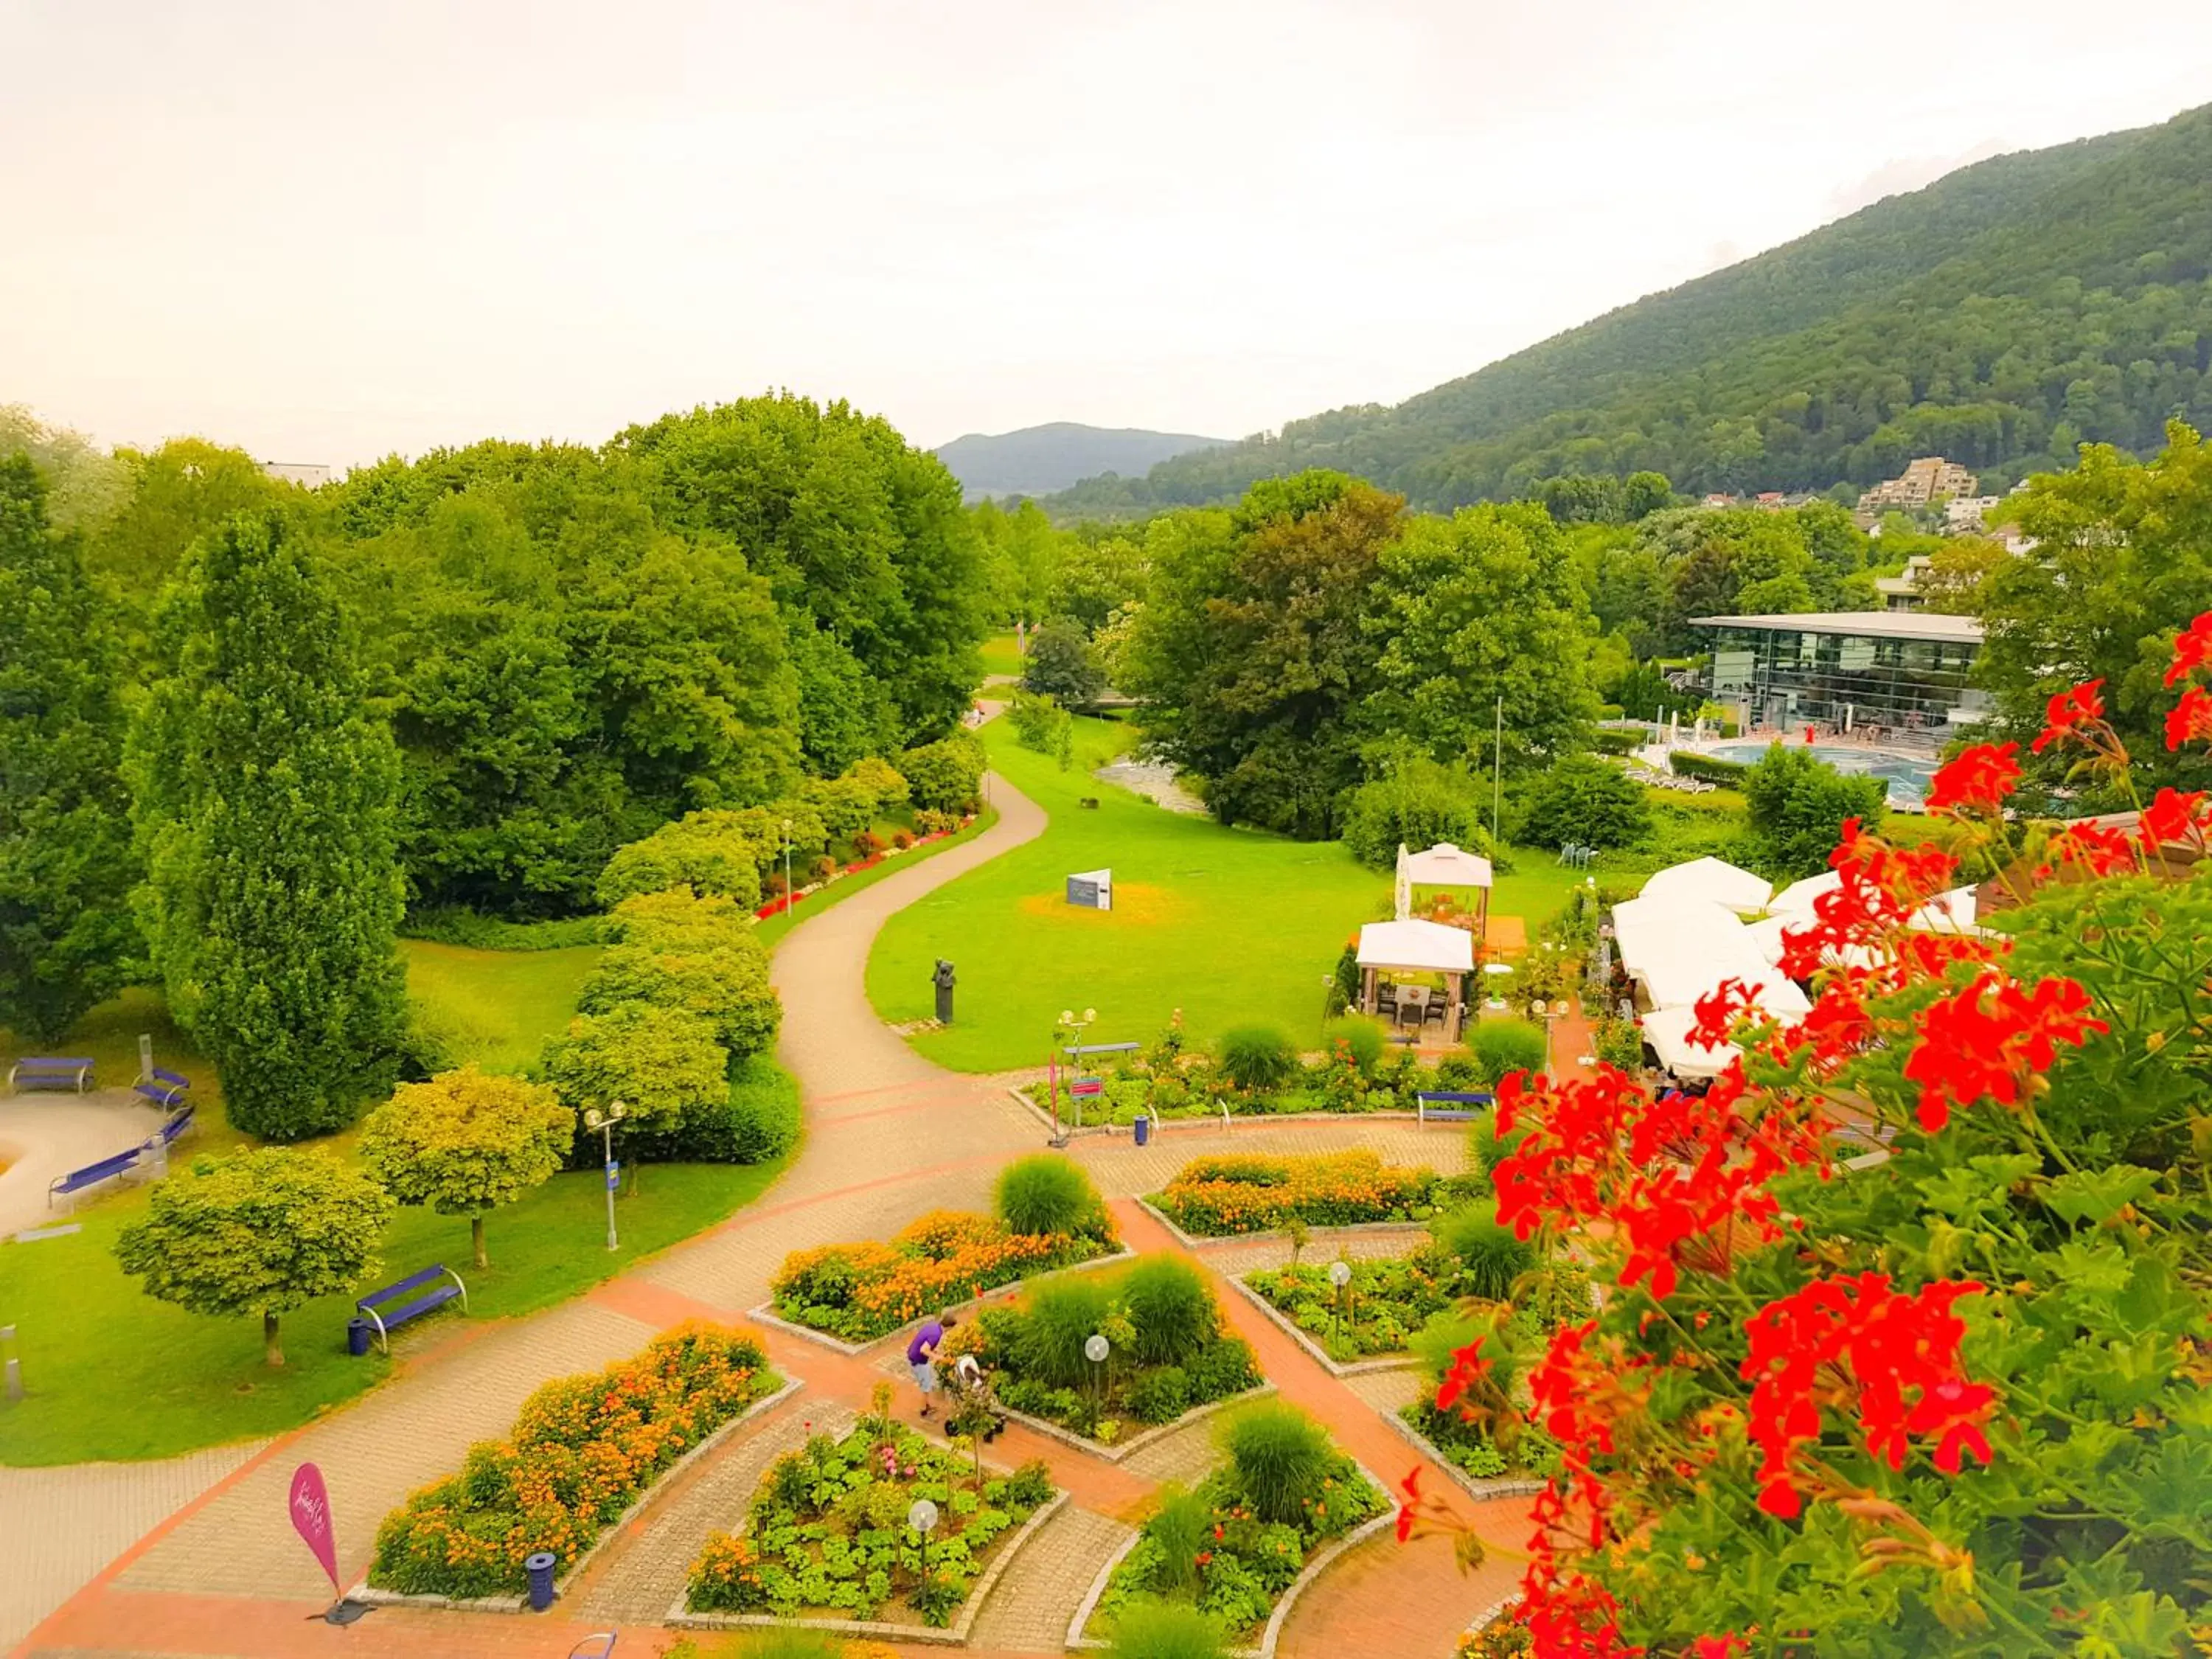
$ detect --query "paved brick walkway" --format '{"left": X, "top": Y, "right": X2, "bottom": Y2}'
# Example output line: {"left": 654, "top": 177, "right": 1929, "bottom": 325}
{"left": 13, "top": 751, "right": 1532, "bottom": 1659}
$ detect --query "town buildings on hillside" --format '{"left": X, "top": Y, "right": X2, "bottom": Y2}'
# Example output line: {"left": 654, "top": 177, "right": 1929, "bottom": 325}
{"left": 1858, "top": 456, "right": 1978, "bottom": 512}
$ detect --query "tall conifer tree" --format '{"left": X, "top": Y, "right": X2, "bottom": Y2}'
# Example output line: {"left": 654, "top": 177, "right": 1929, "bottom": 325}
{"left": 0, "top": 454, "right": 139, "bottom": 1040}
{"left": 131, "top": 508, "right": 406, "bottom": 1138}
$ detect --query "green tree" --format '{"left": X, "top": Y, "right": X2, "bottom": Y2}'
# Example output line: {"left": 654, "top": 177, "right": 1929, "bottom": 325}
{"left": 114, "top": 1147, "right": 392, "bottom": 1367}
{"left": 1518, "top": 755, "right": 1651, "bottom": 849}
{"left": 900, "top": 733, "right": 986, "bottom": 813}
{"left": 1123, "top": 476, "right": 1400, "bottom": 837}
{"left": 1622, "top": 470, "right": 1674, "bottom": 520}
{"left": 1020, "top": 618, "right": 1105, "bottom": 705}
{"left": 577, "top": 936, "right": 780, "bottom": 1060}
{"left": 0, "top": 456, "right": 140, "bottom": 1041}
{"left": 1338, "top": 759, "right": 1490, "bottom": 869}
{"left": 129, "top": 509, "right": 408, "bottom": 1140}
{"left": 1739, "top": 743, "right": 1889, "bottom": 878}
{"left": 1367, "top": 502, "right": 1601, "bottom": 772}
{"left": 358, "top": 1066, "right": 574, "bottom": 1268}
{"left": 89, "top": 438, "right": 288, "bottom": 598}
{"left": 1048, "top": 532, "right": 1148, "bottom": 633}
{"left": 539, "top": 1002, "right": 727, "bottom": 1131}
{"left": 0, "top": 405, "right": 128, "bottom": 531}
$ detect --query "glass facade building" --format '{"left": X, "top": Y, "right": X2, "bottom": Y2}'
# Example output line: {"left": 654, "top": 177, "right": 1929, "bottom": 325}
{"left": 1694, "top": 612, "right": 1986, "bottom": 750}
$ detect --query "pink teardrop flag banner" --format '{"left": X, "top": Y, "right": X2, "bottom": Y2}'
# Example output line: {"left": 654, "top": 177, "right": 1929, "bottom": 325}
{"left": 288, "top": 1462, "right": 341, "bottom": 1595}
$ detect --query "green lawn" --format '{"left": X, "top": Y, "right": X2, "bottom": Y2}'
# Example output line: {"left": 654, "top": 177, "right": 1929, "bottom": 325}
{"left": 400, "top": 939, "right": 602, "bottom": 1074}
{"left": 868, "top": 720, "right": 1389, "bottom": 1070}
{"left": 754, "top": 807, "right": 1001, "bottom": 951}
{"left": 980, "top": 632, "right": 1025, "bottom": 678}
{"left": 0, "top": 1152, "right": 790, "bottom": 1465}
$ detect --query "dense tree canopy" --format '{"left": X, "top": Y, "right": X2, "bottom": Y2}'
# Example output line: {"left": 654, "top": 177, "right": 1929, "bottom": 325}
{"left": 0, "top": 456, "right": 140, "bottom": 1041}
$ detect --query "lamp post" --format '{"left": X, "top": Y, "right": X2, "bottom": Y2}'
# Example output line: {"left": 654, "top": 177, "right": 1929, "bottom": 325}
{"left": 583, "top": 1100, "right": 628, "bottom": 1251}
{"left": 781, "top": 817, "right": 793, "bottom": 911}
{"left": 908, "top": 1497, "right": 939, "bottom": 1588}
{"left": 1328, "top": 1259, "right": 1352, "bottom": 1352}
{"left": 1085, "top": 1332, "right": 1109, "bottom": 1423}
{"left": 1531, "top": 1001, "right": 1559, "bottom": 1079}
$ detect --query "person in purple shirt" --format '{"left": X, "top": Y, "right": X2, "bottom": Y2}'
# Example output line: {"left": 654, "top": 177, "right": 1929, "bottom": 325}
{"left": 907, "top": 1310, "right": 956, "bottom": 1418}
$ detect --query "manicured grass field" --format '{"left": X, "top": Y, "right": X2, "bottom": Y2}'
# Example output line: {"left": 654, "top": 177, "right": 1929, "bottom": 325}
{"left": 400, "top": 939, "right": 602, "bottom": 1074}
{"left": 0, "top": 1152, "right": 790, "bottom": 1465}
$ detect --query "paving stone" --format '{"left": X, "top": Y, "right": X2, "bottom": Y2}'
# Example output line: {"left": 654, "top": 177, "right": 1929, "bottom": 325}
{"left": 967, "top": 1503, "right": 1134, "bottom": 1652}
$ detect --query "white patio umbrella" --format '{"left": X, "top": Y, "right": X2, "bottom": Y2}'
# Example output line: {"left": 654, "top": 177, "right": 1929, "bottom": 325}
{"left": 1639, "top": 1003, "right": 1742, "bottom": 1080}
{"left": 1635, "top": 931, "right": 1812, "bottom": 1021}
{"left": 1610, "top": 894, "right": 1743, "bottom": 982}
{"left": 1640, "top": 856, "right": 1774, "bottom": 916}
{"left": 1745, "top": 913, "right": 1809, "bottom": 968}
{"left": 1768, "top": 870, "right": 1842, "bottom": 915}
{"left": 1909, "top": 886, "right": 1982, "bottom": 935}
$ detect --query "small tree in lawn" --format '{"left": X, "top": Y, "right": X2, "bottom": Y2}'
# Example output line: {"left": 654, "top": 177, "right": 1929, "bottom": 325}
{"left": 115, "top": 1147, "right": 391, "bottom": 1368}
{"left": 540, "top": 1002, "right": 727, "bottom": 1133}
{"left": 358, "top": 1066, "right": 573, "bottom": 1269}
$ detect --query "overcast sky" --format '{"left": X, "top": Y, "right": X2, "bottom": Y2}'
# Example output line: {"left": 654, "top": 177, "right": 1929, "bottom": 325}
{"left": 4, "top": 1, "right": 2208, "bottom": 469}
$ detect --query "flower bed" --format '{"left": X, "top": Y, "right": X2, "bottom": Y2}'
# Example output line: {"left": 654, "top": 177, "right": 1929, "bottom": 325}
{"left": 956, "top": 1257, "right": 1260, "bottom": 1447}
{"left": 1150, "top": 1151, "right": 1459, "bottom": 1237}
{"left": 368, "top": 1324, "right": 779, "bottom": 1599}
{"left": 1245, "top": 1251, "right": 1467, "bottom": 1362}
{"left": 686, "top": 1416, "right": 1057, "bottom": 1627}
{"left": 772, "top": 1208, "right": 1118, "bottom": 1343}
{"left": 1088, "top": 1404, "right": 1387, "bottom": 1641}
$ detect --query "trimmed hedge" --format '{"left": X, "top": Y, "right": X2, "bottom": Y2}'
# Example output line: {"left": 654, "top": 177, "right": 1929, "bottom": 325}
{"left": 1668, "top": 751, "right": 1751, "bottom": 785}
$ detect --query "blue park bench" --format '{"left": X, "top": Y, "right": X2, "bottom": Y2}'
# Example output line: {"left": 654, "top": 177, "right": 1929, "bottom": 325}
{"left": 1415, "top": 1091, "right": 1495, "bottom": 1126}
{"left": 10, "top": 1057, "right": 95, "bottom": 1094}
{"left": 134, "top": 1068, "right": 191, "bottom": 1110}
{"left": 355, "top": 1265, "right": 469, "bottom": 1354}
{"left": 147, "top": 1105, "right": 195, "bottom": 1150}
{"left": 49, "top": 1144, "right": 145, "bottom": 1207}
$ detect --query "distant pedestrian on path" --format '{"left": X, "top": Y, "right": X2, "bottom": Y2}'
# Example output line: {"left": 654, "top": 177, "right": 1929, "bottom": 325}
{"left": 908, "top": 1310, "right": 956, "bottom": 1418}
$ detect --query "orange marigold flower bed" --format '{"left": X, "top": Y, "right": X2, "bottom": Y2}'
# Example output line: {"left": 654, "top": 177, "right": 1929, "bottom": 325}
{"left": 773, "top": 1207, "right": 1118, "bottom": 1342}
{"left": 366, "top": 1324, "right": 779, "bottom": 1601}
{"left": 1152, "top": 1150, "right": 1449, "bottom": 1237}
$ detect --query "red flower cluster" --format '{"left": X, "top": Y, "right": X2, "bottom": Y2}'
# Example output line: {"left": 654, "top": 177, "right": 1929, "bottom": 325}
{"left": 2165, "top": 686, "right": 2212, "bottom": 751}
{"left": 2163, "top": 611, "right": 2212, "bottom": 686}
{"left": 1924, "top": 742, "right": 2020, "bottom": 816}
{"left": 1739, "top": 1274, "right": 1994, "bottom": 1519}
{"left": 2031, "top": 678, "right": 2104, "bottom": 754}
{"left": 1900, "top": 970, "right": 2108, "bottom": 1132}
{"left": 1436, "top": 1336, "right": 1494, "bottom": 1415}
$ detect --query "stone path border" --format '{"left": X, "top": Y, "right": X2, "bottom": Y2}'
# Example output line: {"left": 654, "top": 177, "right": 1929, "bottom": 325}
{"left": 1375, "top": 1402, "right": 1548, "bottom": 1506}
{"left": 667, "top": 1489, "right": 1071, "bottom": 1644}
{"left": 1223, "top": 1273, "right": 1421, "bottom": 1379}
{"left": 1006, "top": 1083, "right": 1444, "bottom": 1142}
{"left": 987, "top": 1382, "right": 1275, "bottom": 1464}
{"left": 347, "top": 1374, "right": 804, "bottom": 1615}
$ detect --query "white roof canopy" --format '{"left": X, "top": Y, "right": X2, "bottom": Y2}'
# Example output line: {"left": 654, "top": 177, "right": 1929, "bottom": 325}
{"left": 1910, "top": 886, "right": 1981, "bottom": 935}
{"left": 1610, "top": 894, "right": 1743, "bottom": 979}
{"left": 1357, "top": 919, "right": 1476, "bottom": 975}
{"left": 1640, "top": 1003, "right": 1742, "bottom": 1079}
{"left": 1395, "top": 842, "right": 1493, "bottom": 921}
{"left": 1631, "top": 929, "right": 1812, "bottom": 1020}
{"left": 1640, "top": 857, "right": 1773, "bottom": 915}
{"left": 1769, "top": 871, "right": 1842, "bottom": 915}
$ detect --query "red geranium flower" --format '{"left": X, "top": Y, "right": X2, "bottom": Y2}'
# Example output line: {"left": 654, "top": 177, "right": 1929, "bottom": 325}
{"left": 2164, "top": 685, "right": 2212, "bottom": 751}
{"left": 2138, "top": 785, "right": 2209, "bottom": 853}
{"left": 1925, "top": 742, "right": 2021, "bottom": 816}
{"left": 1436, "top": 1339, "right": 1494, "bottom": 1415}
{"left": 1901, "top": 970, "right": 2107, "bottom": 1131}
{"left": 2163, "top": 611, "right": 2212, "bottom": 686}
{"left": 2031, "top": 678, "right": 2103, "bottom": 754}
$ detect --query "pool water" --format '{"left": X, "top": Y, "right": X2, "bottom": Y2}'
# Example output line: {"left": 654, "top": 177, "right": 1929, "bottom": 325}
{"left": 1701, "top": 742, "right": 1936, "bottom": 809}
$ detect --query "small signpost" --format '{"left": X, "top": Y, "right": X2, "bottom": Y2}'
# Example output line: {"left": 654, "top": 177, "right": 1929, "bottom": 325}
{"left": 1065, "top": 869, "right": 1113, "bottom": 911}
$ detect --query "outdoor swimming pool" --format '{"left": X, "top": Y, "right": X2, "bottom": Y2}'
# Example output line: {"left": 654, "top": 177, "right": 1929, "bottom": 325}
{"left": 1702, "top": 742, "right": 1937, "bottom": 809}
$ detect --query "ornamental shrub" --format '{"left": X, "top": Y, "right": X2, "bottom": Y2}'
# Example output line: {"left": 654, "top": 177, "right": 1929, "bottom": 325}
{"left": 1517, "top": 754, "right": 1652, "bottom": 851}
{"left": 577, "top": 936, "right": 780, "bottom": 1060}
{"left": 1740, "top": 741, "right": 1889, "bottom": 880}
{"left": 619, "top": 1054, "right": 800, "bottom": 1165}
{"left": 995, "top": 1153, "right": 1108, "bottom": 1239}
{"left": 1322, "top": 1015, "right": 1388, "bottom": 1077}
{"left": 1428, "top": 1199, "right": 1537, "bottom": 1302}
{"left": 901, "top": 733, "right": 986, "bottom": 813}
{"left": 1013, "top": 1271, "right": 1114, "bottom": 1388}
{"left": 1339, "top": 759, "right": 1491, "bottom": 871}
{"left": 1127, "top": 1364, "right": 1192, "bottom": 1425}
{"left": 539, "top": 1003, "right": 728, "bottom": 1131}
{"left": 599, "top": 887, "right": 754, "bottom": 954}
{"left": 1122, "top": 1256, "right": 1218, "bottom": 1366}
{"left": 595, "top": 813, "right": 765, "bottom": 911}
{"left": 1217, "top": 1025, "right": 1298, "bottom": 1093}
{"left": 1105, "top": 1600, "right": 1230, "bottom": 1659}
{"left": 1220, "top": 1402, "right": 1332, "bottom": 1526}
{"left": 1467, "top": 1018, "right": 1547, "bottom": 1085}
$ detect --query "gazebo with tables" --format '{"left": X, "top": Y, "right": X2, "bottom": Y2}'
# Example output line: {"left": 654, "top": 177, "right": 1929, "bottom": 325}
{"left": 1354, "top": 918, "right": 1476, "bottom": 1043}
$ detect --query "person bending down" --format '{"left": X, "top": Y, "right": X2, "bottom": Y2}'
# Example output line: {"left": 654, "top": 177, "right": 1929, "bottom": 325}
{"left": 908, "top": 1310, "right": 956, "bottom": 1419}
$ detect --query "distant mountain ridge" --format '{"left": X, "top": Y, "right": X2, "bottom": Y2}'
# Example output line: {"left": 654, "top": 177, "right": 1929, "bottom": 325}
{"left": 933, "top": 421, "right": 1230, "bottom": 499}
{"left": 1043, "top": 102, "right": 2212, "bottom": 518}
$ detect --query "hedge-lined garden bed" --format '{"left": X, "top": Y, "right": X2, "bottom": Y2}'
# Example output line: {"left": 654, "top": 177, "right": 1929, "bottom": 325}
{"left": 1149, "top": 1150, "right": 1473, "bottom": 1237}
{"left": 367, "top": 1324, "right": 780, "bottom": 1599}
{"left": 954, "top": 1256, "right": 1260, "bottom": 1447}
{"left": 1087, "top": 1402, "right": 1387, "bottom": 1642}
{"left": 686, "top": 1413, "right": 1057, "bottom": 1627}
{"left": 772, "top": 1156, "right": 1119, "bottom": 1343}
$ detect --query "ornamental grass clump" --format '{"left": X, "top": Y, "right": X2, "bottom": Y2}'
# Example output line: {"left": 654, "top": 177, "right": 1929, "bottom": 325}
{"left": 1012, "top": 1270, "right": 1114, "bottom": 1387}
{"left": 994, "top": 1153, "right": 1109, "bottom": 1240}
{"left": 1427, "top": 1198, "right": 1536, "bottom": 1302}
{"left": 369, "top": 1324, "right": 776, "bottom": 1599}
{"left": 1391, "top": 612, "right": 2212, "bottom": 1652}
{"left": 1221, "top": 1401, "right": 1332, "bottom": 1526}
{"left": 1121, "top": 1256, "right": 1219, "bottom": 1366}
{"left": 1217, "top": 1025, "right": 1299, "bottom": 1093}
{"left": 1105, "top": 1598, "right": 1231, "bottom": 1659}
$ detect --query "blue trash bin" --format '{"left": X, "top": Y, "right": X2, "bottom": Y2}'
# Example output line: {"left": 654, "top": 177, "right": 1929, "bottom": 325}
{"left": 525, "top": 1550, "right": 558, "bottom": 1611}
{"left": 1133, "top": 1114, "right": 1151, "bottom": 1147}
{"left": 346, "top": 1318, "right": 371, "bottom": 1358}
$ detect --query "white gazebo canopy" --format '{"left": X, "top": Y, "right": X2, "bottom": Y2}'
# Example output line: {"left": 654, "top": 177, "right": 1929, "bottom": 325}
{"left": 1356, "top": 919, "right": 1476, "bottom": 975}
{"left": 1640, "top": 857, "right": 1774, "bottom": 916}
{"left": 1639, "top": 1002, "right": 1742, "bottom": 1079}
{"left": 1633, "top": 931, "right": 1812, "bottom": 1022}
{"left": 1745, "top": 913, "right": 1809, "bottom": 968}
{"left": 1769, "top": 870, "right": 1842, "bottom": 915}
{"left": 1610, "top": 894, "right": 1743, "bottom": 979}
{"left": 1395, "top": 842, "right": 1494, "bottom": 927}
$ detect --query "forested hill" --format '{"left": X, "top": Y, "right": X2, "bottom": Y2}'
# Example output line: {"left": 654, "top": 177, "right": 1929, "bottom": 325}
{"left": 933, "top": 421, "right": 1228, "bottom": 498}
{"left": 1046, "top": 102, "right": 2212, "bottom": 517}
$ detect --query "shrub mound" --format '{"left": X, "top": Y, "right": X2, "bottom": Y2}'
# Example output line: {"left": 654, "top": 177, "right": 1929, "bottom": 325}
{"left": 686, "top": 1416, "right": 1055, "bottom": 1627}
{"left": 956, "top": 1259, "right": 1260, "bottom": 1444}
{"left": 1094, "top": 1402, "right": 1385, "bottom": 1636}
{"left": 368, "top": 1325, "right": 778, "bottom": 1599}
{"left": 1151, "top": 1150, "right": 1450, "bottom": 1237}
